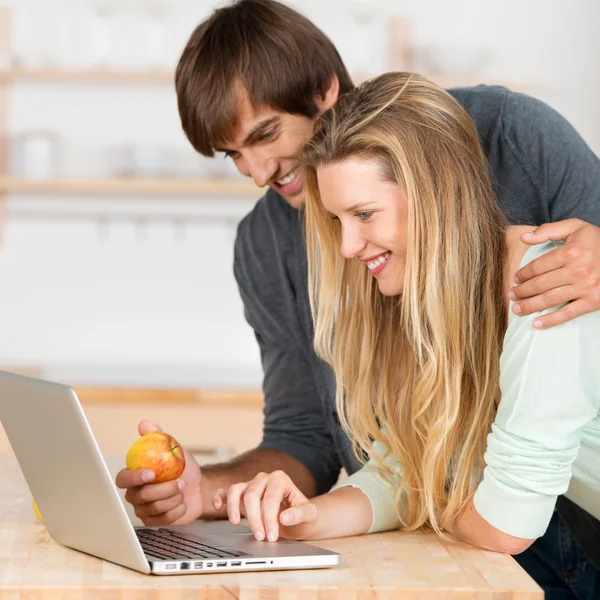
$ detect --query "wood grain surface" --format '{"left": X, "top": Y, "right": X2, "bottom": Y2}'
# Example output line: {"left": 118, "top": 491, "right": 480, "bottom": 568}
{"left": 0, "top": 456, "right": 542, "bottom": 599}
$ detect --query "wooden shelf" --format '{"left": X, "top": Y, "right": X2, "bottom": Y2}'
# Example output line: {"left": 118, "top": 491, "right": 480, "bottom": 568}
{"left": 75, "top": 387, "right": 264, "bottom": 407}
{"left": 0, "top": 67, "right": 173, "bottom": 83}
{"left": 0, "top": 68, "right": 536, "bottom": 92}
{"left": 0, "top": 176, "right": 262, "bottom": 196}
{"left": 0, "top": 366, "right": 264, "bottom": 407}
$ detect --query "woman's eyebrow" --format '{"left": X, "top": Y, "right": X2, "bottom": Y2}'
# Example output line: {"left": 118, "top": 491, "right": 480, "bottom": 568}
{"left": 346, "top": 202, "right": 374, "bottom": 212}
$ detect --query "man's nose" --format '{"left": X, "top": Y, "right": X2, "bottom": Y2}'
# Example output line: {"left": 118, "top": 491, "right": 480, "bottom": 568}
{"left": 340, "top": 227, "right": 367, "bottom": 259}
{"left": 245, "top": 154, "right": 276, "bottom": 188}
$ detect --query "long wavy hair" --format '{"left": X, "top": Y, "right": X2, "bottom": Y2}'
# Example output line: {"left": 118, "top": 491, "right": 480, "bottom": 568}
{"left": 302, "top": 72, "right": 508, "bottom": 534}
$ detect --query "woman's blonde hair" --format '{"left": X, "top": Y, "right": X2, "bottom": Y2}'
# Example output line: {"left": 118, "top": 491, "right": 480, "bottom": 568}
{"left": 301, "top": 72, "right": 508, "bottom": 534}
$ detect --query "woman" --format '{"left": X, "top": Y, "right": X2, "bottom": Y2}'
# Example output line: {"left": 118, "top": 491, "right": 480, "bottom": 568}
{"left": 213, "top": 73, "right": 600, "bottom": 597}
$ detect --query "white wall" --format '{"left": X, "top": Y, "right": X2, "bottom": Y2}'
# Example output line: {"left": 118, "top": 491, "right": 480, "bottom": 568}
{"left": 0, "top": 0, "right": 598, "bottom": 387}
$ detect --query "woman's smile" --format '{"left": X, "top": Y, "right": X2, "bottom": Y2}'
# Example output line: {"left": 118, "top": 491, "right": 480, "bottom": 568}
{"left": 363, "top": 252, "right": 391, "bottom": 276}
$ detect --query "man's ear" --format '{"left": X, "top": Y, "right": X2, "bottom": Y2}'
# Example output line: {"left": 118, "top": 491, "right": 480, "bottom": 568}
{"left": 315, "top": 73, "right": 340, "bottom": 115}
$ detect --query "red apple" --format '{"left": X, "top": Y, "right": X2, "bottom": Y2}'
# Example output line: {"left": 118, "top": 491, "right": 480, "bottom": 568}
{"left": 126, "top": 432, "right": 185, "bottom": 483}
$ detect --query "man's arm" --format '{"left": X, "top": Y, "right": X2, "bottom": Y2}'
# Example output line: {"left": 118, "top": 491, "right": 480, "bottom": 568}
{"left": 203, "top": 203, "right": 342, "bottom": 515}
{"left": 116, "top": 425, "right": 317, "bottom": 525}
{"left": 510, "top": 219, "right": 600, "bottom": 328}
{"left": 499, "top": 92, "right": 600, "bottom": 326}
{"left": 232, "top": 201, "right": 343, "bottom": 497}
{"left": 116, "top": 197, "right": 341, "bottom": 526}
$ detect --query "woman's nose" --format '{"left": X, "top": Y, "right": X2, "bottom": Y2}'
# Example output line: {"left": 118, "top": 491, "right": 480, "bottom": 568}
{"left": 340, "top": 228, "right": 367, "bottom": 259}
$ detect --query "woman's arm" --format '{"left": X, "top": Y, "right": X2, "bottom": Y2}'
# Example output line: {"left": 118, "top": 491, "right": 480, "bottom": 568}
{"left": 282, "top": 486, "right": 374, "bottom": 540}
{"left": 445, "top": 500, "right": 533, "bottom": 554}
{"left": 213, "top": 439, "right": 403, "bottom": 542}
{"left": 456, "top": 242, "right": 600, "bottom": 551}
{"left": 213, "top": 470, "right": 374, "bottom": 542}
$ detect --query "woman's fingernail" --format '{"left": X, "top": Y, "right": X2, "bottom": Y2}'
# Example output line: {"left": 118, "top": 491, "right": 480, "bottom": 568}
{"left": 282, "top": 513, "right": 292, "bottom": 525}
{"left": 254, "top": 530, "right": 265, "bottom": 541}
{"left": 142, "top": 471, "right": 155, "bottom": 483}
{"left": 513, "top": 303, "right": 521, "bottom": 315}
{"left": 514, "top": 275, "right": 521, "bottom": 284}
{"left": 267, "top": 531, "right": 276, "bottom": 542}
{"left": 508, "top": 291, "right": 516, "bottom": 301}
{"left": 533, "top": 318, "right": 544, "bottom": 329}
{"left": 523, "top": 231, "right": 535, "bottom": 237}
{"left": 177, "top": 480, "right": 185, "bottom": 490}
{"left": 230, "top": 512, "right": 238, "bottom": 522}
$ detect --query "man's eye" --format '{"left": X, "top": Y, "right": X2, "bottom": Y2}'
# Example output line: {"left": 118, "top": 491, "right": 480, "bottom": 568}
{"left": 224, "top": 151, "right": 239, "bottom": 160}
{"left": 257, "top": 129, "right": 277, "bottom": 142}
{"left": 357, "top": 211, "right": 374, "bottom": 222}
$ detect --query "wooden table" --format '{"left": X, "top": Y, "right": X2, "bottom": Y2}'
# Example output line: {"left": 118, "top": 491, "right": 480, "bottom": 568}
{"left": 0, "top": 456, "right": 542, "bottom": 599}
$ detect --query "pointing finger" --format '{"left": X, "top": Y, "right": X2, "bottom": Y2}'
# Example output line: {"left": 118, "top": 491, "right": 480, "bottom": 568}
{"left": 226, "top": 482, "right": 250, "bottom": 525}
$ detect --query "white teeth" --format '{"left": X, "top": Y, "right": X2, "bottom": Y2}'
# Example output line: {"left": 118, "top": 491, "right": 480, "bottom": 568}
{"left": 367, "top": 252, "right": 390, "bottom": 270}
{"left": 277, "top": 170, "right": 296, "bottom": 186}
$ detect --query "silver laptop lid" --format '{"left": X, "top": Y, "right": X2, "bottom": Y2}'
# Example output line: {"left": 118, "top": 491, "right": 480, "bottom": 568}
{"left": 0, "top": 370, "right": 150, "bottom": 574}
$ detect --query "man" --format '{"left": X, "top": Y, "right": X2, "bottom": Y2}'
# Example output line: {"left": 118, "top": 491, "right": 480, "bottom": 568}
{"left": 117, "top": 0, "right": 600, "bottom": 589}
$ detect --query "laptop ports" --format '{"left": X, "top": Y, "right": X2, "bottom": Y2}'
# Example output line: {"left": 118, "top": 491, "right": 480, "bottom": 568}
{"left": 194, "top": 562, "right": 203, "bottom": 569}
{"left": 216, "top": 562, "right": 227, "bottom": 567}
{"left": 180, "top": 562, "right": 191, "bottom": 570}
{"left": 231, "top": 561, "right": 242, "bottom": 567}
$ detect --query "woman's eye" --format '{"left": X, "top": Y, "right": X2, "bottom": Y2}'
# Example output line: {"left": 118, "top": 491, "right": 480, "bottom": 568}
{"left": 357, "top": 211, "right": 374, "bottom": 222}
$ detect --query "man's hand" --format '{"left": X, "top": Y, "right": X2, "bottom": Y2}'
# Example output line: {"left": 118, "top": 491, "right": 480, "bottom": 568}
{"left": 116, "top": 420, "right": 204, "bottom": 525}
{"left": 510, "top": 219, "right": 600, "bottom": 329}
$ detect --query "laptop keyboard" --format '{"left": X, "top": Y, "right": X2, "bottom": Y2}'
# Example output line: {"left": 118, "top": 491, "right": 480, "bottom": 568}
{"left": 136, "top": 528, "right": 250, "bottom": 561}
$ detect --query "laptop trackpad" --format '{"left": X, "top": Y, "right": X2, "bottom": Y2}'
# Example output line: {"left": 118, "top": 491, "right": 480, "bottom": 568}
{"left": 169, "top": 521, "right": 334, "bottom": 558}
{"left": 176, "top": 521, "right": 253, "bottom": 536}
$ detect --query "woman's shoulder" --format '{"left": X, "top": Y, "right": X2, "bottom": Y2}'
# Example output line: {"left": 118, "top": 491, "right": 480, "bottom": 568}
{"left": 503, "top": 240, "right": 600, "bottom": 375}
{"left": 519, "top": 239, "right": 562, "bottom": 266}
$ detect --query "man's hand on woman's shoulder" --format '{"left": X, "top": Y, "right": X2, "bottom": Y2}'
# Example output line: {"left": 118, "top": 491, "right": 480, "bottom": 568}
{"left": 510, "top": 218, "right": 600, "bottom": 329}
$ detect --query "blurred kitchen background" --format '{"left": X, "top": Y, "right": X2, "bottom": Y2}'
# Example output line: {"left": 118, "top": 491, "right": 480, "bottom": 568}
{"left": 0, "top": 0, "right": 599, "bottom": 458}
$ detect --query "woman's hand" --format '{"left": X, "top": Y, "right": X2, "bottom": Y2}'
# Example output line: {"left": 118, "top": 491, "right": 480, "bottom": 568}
{"left": 511, "top": 219, "right": 600, "bottom": 328}
{"left": 213, "top": 470, "right": 319, "bottom": 542}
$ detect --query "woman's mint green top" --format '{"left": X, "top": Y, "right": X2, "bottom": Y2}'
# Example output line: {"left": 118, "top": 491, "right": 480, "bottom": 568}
{"left": 334, "top": 241, "right": 600, "bottom": 538}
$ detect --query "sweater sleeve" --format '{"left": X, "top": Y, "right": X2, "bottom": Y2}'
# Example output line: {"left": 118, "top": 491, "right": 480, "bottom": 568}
{"left": 332, "top": 439, "right": 402, "bottom": 534}
{"left": 473, "top": 242, "right": 600, "bottom": 538}
{"left": 234, "top": 198, "right": 342, "bottom": 495}
{"left": 501, "top": 92, "right": 600, "bottom": 227}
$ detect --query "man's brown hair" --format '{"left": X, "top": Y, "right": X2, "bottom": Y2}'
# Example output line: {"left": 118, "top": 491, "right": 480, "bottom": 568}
{"left": 175, "top": 0, "right": 354, "bottom": 157}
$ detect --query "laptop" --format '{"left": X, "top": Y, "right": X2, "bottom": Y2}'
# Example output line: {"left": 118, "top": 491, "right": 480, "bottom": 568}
{"left": 0, "top": 370, "right": 340, "bottom": 575}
